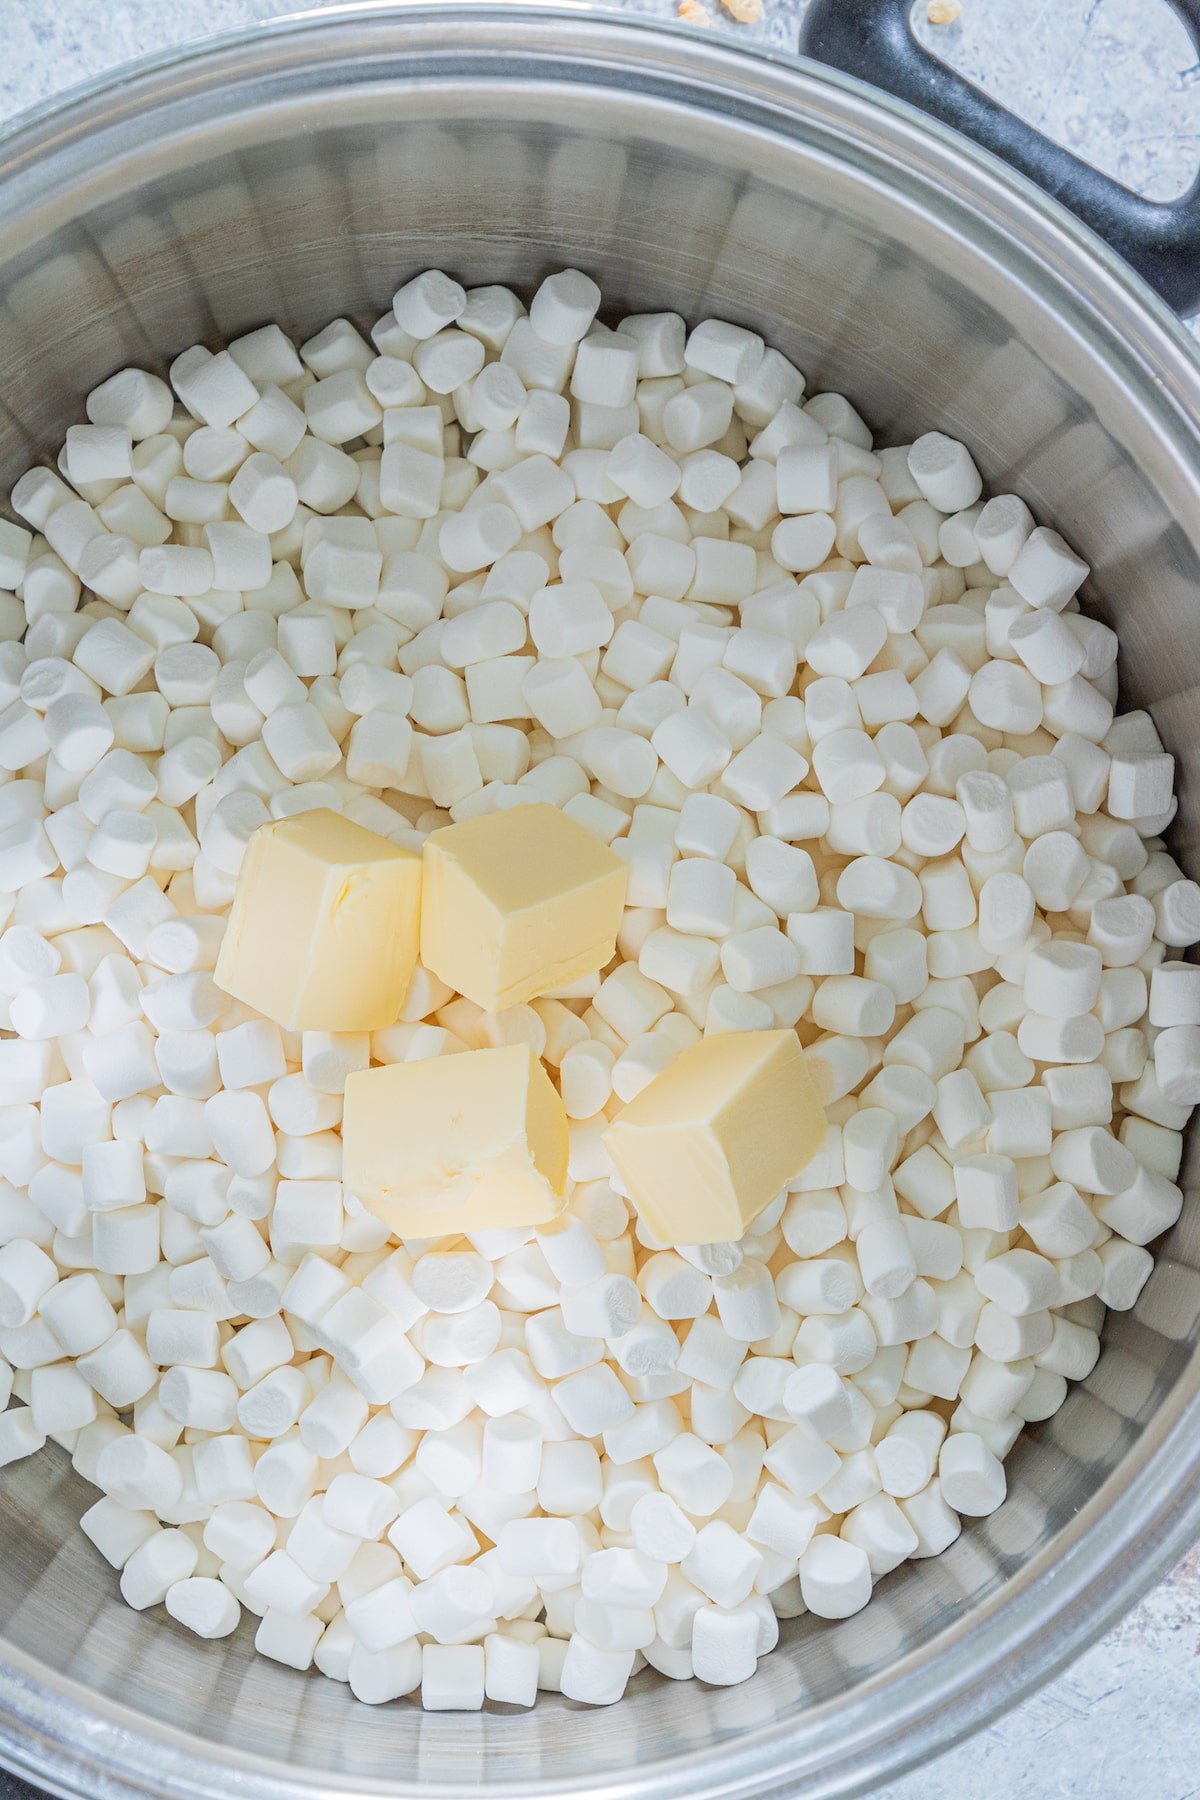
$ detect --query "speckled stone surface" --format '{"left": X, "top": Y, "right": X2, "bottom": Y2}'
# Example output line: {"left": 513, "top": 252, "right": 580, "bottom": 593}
{"left": 0, "top": 3, "right": 1198, "bottom": 1795}
{"left": 4, "top": 0, "right": 1200, "bottom": 213}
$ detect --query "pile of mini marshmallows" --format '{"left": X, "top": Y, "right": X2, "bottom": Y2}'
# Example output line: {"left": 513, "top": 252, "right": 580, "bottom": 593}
{"left": 0, "top": 266, "right": 1195, "bottom": 1712}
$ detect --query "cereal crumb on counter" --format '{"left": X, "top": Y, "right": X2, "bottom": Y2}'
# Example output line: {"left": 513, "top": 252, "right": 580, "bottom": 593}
{"left": 719, "top": 0, "right": 764, "bottom": 23}
{"left": 678, "top": 0, "right": 713, "bottom": 23}
{"left": 928, "top": 0, "right": 963, "bottom": 22}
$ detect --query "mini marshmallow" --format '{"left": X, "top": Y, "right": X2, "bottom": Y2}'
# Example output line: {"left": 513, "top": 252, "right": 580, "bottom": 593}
{"left": 1008, "top": 609, "right": 1086, "bottom": 685}
{"left": 1050, "top": 1126, "right": 1136, "bottom": 1195}
{"left": 1108, "top": 750, "right": 1175, "bottom": 822}
{"left": 529, "top": 270, "right": 600, "bottom": 345}
{"left": 1009, "top": 527, "right": 1089, "bottom": 611}
{"left": 969, "top": 661, "right": 1043, "bottom": 735}
{"left": 797, "top": 1535, "right": 872, "bottom": 1620}
{"left": 1153, "top": 879, "right": 1200, "bottom": 948}
{"left": 0, "top": 272, "right": 1189, "bottom": 1711}
{"left": 1089, "top": 893, "right": 1155, "bottom": 967}
{"left": 937, "top": 1432, "right": 1007, "bottom": 1516}
{"left": 392, "top": 270, "right": 466, "bottom": 339}
{"left": 907, "top": 434, "right": 981, "bottom": 512}
{"left": 1153, "top": 1026, "right": 1200, "bottom": 1107}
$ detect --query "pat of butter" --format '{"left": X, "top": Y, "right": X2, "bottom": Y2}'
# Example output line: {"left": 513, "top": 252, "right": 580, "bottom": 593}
{"left": 215, "top": 809, "right": 421, "bottom": 1032}
{"left": 420, "top": 803, "right": 628, "bottom": 1012}
{"left": 342, "top": 1043, "right": 569, "bottom": 1235}
{"left": 604, "top": 1029, "right": 826, "bottom": 1245}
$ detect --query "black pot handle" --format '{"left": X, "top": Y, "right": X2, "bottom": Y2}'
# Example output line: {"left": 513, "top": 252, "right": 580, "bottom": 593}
{"left": 797, "top": 0, "right": 1200, "bottom": 317}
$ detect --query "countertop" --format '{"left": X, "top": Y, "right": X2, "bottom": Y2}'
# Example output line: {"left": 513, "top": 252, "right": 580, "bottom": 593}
{"left": 1, "top": 0, "right": 1198, "bottom": 1794}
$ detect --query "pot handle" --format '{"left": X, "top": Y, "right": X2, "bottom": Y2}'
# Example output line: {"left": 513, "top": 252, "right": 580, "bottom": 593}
{"left": 796, "top": 0, "right": 1200, "bottom": 317}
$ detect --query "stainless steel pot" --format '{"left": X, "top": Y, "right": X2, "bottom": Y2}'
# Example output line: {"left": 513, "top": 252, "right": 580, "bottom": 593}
{"left": 1, "top": 8, "right": 1199, "bottom": 1798}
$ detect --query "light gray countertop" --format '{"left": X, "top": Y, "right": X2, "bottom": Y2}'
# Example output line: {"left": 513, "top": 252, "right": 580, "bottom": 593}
{"left": 1, "top": 1, "right": 1199, "bottom": 1793}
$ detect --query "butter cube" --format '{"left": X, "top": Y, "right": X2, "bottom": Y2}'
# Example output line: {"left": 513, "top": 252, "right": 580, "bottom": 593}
{"left": 420, "top": 804, "right": 627, "bottom": 1012}
{"left": 604, "top": 1029, "right": 826, "bottom": 1245}
{"left": 342, "top": 1043, "right": 569, "bottom": 1235}
{"left": 215, "top": 809, "right": 420, "bottom": 1032}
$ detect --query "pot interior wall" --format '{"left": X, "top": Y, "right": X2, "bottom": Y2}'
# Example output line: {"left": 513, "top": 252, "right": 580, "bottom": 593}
{"left": 0, "top": 28, "right": 1198, "bottom": 1796}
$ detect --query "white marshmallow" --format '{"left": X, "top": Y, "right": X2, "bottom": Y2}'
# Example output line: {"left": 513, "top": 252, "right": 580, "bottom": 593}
{"left": 1008, "top": 527, "right": 1089, "bottom": 611}
{"left": 797, "top": 1535, "right": 872, "bottom": 1620}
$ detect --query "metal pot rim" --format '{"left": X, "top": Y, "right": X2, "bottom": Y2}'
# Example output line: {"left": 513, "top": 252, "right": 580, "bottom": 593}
{"left": 1, "top": 8, "right": 1199, "bottom": 1798}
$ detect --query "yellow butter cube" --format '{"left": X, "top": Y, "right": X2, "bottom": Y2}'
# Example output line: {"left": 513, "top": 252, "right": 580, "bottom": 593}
{"left": 214, "top": 809, "right": 421, "bottom": 1032}
{"left": 604, "top": 1029, "right": 826, "bottom": 1245}
{"left": 420, "top": 804, "right": 628, "bottom": 1012}
{"left": 342, "top": 1043, "right": 569, "bottom": 1235}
